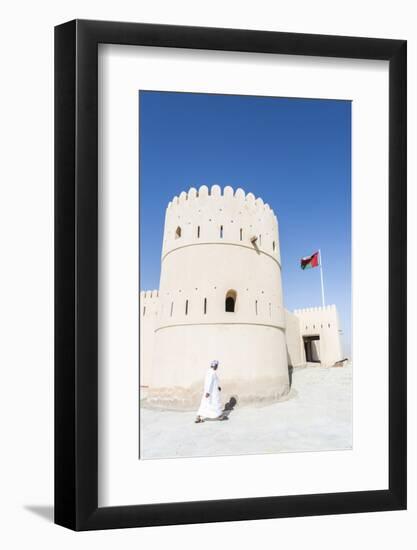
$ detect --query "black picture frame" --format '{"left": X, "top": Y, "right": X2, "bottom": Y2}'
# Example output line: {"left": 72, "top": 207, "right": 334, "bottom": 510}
{"left": 55, "top": 19, "right": 407, "bottom": 531}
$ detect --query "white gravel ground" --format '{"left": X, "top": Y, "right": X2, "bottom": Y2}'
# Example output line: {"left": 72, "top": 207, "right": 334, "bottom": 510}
{"left": 140, "top": 364, "right": 352, "bottom": 459}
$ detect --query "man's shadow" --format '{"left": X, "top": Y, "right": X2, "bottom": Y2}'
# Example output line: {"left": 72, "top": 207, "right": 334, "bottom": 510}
{"left": 222, "top": 396, "right": 237, "bottom": 419}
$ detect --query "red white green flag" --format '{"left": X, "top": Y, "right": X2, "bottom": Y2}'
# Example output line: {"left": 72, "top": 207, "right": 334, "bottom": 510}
{"left": 300, "top": 251, "right": 320, "bottom": 270}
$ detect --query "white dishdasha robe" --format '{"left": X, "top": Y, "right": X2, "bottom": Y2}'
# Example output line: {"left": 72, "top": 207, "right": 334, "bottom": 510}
{"left": 197, "top": 368, "right": 223, "bottom": 418}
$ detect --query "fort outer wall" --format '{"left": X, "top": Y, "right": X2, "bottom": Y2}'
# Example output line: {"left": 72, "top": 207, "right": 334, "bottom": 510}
{"left": 140, "top": 304, "right": 345, "bottom": 388}
{"left": 145, "top": 185, "right": 290, "bottom": 410}
{"left": 139, "top": 290, "right": 159, "bottom": 388}
{"left": 292, "top": 305, "right": 343, "bottom": 367}
{"left": 285, "top": 309, "right": 304, "bottom": 367}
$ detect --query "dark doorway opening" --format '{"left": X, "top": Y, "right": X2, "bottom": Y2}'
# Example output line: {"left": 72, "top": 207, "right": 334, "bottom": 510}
{"left": 225, "top": 297, "right": 235, "bottom": 312}
{"left": 303, "top": 335, "right": 321, "bottom": 363}
{"left": 225, "top": 290, "right": 237, "bottom": 312}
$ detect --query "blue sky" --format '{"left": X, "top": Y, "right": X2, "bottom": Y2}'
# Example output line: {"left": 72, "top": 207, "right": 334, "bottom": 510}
{"left": 139, "top": 91, "right": 351, "bottom": 355}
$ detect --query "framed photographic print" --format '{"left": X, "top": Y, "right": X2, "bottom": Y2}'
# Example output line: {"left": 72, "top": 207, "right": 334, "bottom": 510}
{"left": 55, "top": 20, "right": 406, "bottom": 530}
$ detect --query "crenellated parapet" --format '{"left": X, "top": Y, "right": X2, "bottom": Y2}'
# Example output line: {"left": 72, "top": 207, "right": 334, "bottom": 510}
{"left": 293, "top": 305, "right": 339, "bottom": 331}
{"left": 293, "top": 304, "right": 336, "bottom": 314}
{"left": 162, "top": 185, "right": 280, "bottom": 263}
{"left": 140, "top": 290, "right": 159, "bottom": 317}
{"left": 294, "top": 304, "right": 340, "bottom": 340}
{"left": 140, "top": 289, "right": 159, "bottom": 299}
{"left": 167, "top": 185, "right": 277, "bottom": 218}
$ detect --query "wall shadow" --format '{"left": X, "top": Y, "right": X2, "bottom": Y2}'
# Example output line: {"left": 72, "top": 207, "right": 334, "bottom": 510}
{"left": 286, "top": 348, "right": 294, "bottom": 388}
{"left": 288, "top": 365, "right": 294, "bottom": 387}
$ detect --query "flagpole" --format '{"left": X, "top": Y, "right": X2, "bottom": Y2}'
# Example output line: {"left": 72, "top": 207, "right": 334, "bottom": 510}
{"left": 319, "top": 249, "right": 326, "bottom": 308}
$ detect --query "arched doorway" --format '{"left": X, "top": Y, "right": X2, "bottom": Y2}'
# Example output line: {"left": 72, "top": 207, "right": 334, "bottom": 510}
{"left": 225, "top": 290, "right": 237, "bottom": 312}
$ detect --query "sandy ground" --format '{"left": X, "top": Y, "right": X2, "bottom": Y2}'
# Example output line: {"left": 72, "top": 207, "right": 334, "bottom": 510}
{"left": 140, "top": 364, "right": 352, "bottom": 459}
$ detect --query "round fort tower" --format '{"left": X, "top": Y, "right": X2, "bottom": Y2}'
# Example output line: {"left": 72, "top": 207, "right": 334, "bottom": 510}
{"left": 147, "top": 185, "right": 289, "bottom": 409}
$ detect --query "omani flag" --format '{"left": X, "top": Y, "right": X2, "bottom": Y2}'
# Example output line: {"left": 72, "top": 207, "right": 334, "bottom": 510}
{"left": 300, "top": 251, "right": 320, "bottom": 270}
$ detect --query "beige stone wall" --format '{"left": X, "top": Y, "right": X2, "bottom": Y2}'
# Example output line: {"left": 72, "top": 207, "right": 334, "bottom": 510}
{"left": 146, "top": 185, "right": 289, "bottom": 408}
{"left": 148, "top": 324, "right": 288, "bottom": 409}
{"left": 284, "top": 310, "right": 304, "bottom": 367}
{"left": 293, "top": 305, "right": 343, "bottom": 367}
{"left": 139, "top": 290, "right": 159, "bottom": 387}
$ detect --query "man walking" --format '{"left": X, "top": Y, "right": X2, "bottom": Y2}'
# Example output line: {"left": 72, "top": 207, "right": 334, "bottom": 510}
{"left": 195, "top": 360, "right": 226, "bottom": 423}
